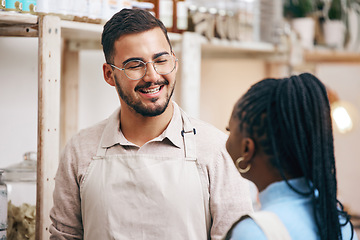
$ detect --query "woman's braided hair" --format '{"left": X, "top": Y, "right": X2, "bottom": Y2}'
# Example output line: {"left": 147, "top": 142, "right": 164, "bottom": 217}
{"left": 231, "top": 73, "right": 353, "bottom": 240}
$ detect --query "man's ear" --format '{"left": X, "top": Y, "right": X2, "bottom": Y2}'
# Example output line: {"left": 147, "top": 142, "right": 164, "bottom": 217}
{"left": 103, "top": 63, "right": 115, "bottom": 86}
{"left": 172, "top": 51, "right": 179, "bottom": 73}
{"left": 242, "top": 138, "right": 255, "bottom": 162}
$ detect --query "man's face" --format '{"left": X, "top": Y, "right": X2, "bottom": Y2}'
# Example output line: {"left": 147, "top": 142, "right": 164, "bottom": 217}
{"left": 112, "top": 27, "right": 177, "bottom": 117}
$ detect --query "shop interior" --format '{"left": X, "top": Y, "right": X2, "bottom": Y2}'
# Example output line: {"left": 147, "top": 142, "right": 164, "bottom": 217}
{"left": 1, "top": 0, "right": 360, "bottom": 239}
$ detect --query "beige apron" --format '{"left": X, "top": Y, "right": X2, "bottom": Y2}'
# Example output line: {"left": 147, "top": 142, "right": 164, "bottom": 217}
{"left": 80, "top": 110, "right": 210, "bottom": 240}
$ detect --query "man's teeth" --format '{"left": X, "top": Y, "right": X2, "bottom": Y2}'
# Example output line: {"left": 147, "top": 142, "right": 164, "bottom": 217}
{"left": 142, "top": 86, "right": 160, "bottom": 94}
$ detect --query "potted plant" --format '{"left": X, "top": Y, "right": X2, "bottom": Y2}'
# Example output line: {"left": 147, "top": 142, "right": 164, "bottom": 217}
{"left": 323, "top": 0, "right": 346, "bottom": 49}
{"left": 283, "top": 0, "right": 316, "bottom": 50}
{"left": 283, "top": 0, "right": 314, "bottom": 18}
{"left": 328, "top": 0, "right": 343, "bottom": 20}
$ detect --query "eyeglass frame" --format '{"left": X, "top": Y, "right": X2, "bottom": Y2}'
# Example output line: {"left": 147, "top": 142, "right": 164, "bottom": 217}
{"left": 109, "top": 53, "right": 178, "bottom": 81}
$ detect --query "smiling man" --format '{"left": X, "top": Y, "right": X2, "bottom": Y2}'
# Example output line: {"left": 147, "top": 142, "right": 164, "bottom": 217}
{"left": 49, "top": 8, "right": 252, "bottom": 240}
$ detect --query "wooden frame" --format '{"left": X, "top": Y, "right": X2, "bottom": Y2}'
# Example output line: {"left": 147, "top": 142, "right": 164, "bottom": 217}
{"left": 36, "top": 15, "right": 61, "bottom": 240}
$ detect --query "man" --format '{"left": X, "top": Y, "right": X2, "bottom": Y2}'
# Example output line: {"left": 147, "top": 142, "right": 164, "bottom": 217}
{"left": 49, "top": 8, "right": 252, "bottom": 240}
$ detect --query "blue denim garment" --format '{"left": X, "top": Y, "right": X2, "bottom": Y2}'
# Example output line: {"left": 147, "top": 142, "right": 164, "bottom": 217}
{"left": 230, "top": 178, "right": 358, "bottom": 240}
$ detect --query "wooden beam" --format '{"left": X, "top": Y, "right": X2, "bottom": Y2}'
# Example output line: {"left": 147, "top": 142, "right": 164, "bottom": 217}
{"left": 0, "top": 23, "right": 38, "bottom": 37}
{"left": 37, "top": 15, "right": 61, "bottom": 240}
{"left": 67, "top": 39, "right": 102, "bottom": 51}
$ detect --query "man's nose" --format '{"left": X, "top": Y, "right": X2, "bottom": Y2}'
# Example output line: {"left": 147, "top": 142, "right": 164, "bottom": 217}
{"left": 142, "top": 62, "right": 160, "bottom": 82}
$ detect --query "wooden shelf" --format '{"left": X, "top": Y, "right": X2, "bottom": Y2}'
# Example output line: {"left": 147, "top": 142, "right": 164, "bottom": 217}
{"left": 0, "top": 11, "right": 38, "bottom": 25}
{"left": 204, "top": 38, "right": 276, "bottom": 54}
{"left": 61, "top": 20, "right": 103, "bottom": 41}
{"left": 61, "top": 20, "right": 183, "bottom": 50}
{"left": 305, "top": 49, "right": 360, "bottom": 63}
{"left": 0, "top": 11, "right": 273, "bottom": 54}
{"left": 202, "top": 40, "right": 279, "bottom": 58}
{"left": 2, "top": 11, "right": 358, "bottom": 63}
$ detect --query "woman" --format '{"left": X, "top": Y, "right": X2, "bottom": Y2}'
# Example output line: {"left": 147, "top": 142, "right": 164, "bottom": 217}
{"left": 225, "top": 73, "right": 357, "bottom": 240}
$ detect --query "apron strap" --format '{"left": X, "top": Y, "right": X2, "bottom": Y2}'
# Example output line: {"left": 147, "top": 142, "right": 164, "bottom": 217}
{"left": 179, "top": 108, "right": 211, "bottom": 231}
{"left": 179, "top": 109, "right": 197, "bottom": 161}
{"left": 245, "top": 211, "right": 291, "bottom": 240}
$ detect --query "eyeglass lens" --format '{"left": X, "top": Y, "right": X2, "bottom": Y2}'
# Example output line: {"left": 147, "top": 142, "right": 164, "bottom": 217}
{"left": 124, "top": 55, "right": 176, "bottom": 80}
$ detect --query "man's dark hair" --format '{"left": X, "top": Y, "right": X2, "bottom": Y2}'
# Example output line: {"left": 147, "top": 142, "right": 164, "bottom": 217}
{"left": 226, "top": 73, "right": 354, "bottom": 240}
{"left": 101, "top": 8, "right": 172, "bottom": 64}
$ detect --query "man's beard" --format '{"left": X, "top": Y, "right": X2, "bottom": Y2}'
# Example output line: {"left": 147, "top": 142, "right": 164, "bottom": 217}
{"left": 114, "top": 75, "right": 175, "bottom": 117}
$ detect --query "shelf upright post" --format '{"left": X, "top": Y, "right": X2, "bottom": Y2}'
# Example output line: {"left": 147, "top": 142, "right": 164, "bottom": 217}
{"left": 180, "top": 32, "right": 203, "bottom": 118}
{"left": 60, "top": 40, "right": 79, "bottom": 150}
{"left": 36, "top": 15, "right": 61, "bottom": 240}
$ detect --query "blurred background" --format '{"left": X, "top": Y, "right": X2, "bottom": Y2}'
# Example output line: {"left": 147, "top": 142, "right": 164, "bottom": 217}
{"left": 1, "top": 0, "right": 360, "bottom": 237}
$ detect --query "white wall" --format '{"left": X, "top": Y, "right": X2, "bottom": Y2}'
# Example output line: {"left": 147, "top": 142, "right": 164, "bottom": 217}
{"left": 0, "top": 38, "right": 118, "bottom": 168}
{"left": 77, "top": 50, "right": 119, "bottom": 131}
{"left": 316, "top": 64, "right": 360, "bottom": 214}
{"left": 0, "top": 37, "right": 38, "bottom": 167}
{"left": 200, "top": 58, "right": 266, "bottom": 132}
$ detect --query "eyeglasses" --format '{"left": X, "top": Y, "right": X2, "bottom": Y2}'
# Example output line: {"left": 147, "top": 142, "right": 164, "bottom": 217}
{"left": 110, "top": 54, "right": 178, "bottom": 80}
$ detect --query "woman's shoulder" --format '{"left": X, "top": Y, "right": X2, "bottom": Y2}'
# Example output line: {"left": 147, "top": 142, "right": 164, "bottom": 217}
{"left": 230, "top": 217, "right": 267, "bottom": 240}
{"left": 340, "top": 216, "right": 358, "bottom": 240}
{"left": 229, "top": 211, "right": 358, "bottom": 240}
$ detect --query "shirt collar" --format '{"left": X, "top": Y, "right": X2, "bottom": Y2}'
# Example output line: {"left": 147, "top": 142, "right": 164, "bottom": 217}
{"left": 259, "top": 177, "right": 311, "bottom": 208}
{"left": 100, "top": 101, "right": 183, "bottom": 148}
{"left": 159, "top": 101, "right": 183, "bottom": 148}
{"left": 100, "top": 107, "right": 122, "bottom": 148}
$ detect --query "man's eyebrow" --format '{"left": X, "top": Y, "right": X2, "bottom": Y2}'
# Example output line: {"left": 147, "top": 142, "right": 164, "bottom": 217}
{"left": 153, "top": 51, "right": 170, "bottom": 59}
{"left": 122, "top": 57, "right": 144, "bottom": 66}
{"left": 121, "top": 51, "right": 171, "bottom": 66}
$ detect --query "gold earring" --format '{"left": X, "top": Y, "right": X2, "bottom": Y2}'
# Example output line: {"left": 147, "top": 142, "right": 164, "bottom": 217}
{"left": 235, "top": 157, "right": 251, "bottom": 173}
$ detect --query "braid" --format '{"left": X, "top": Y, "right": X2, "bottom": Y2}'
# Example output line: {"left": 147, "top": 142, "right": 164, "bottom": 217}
{"left": 235, "top": 79, "right": 279, "bottom": 156}
{"left": 267, "top": 78, "right": 312, "bottom": 193}
{"left": 234, "top": 73, "right": 353, "bottom": 240}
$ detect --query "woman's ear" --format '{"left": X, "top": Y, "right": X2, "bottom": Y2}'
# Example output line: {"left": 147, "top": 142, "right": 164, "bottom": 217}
{"left": 103, "top": 63, "right": 116, "bottom": 86}
{"left": 242, "top": 138, "right": 255, "bottom": 162}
